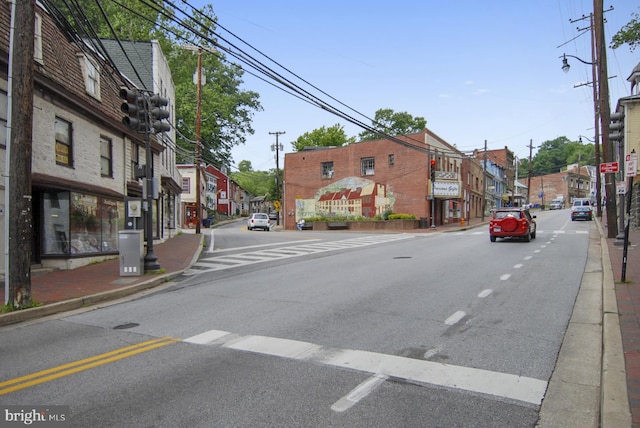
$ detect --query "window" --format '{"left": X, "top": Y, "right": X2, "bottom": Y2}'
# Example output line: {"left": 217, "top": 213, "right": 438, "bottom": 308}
{"left": 388, "top": 154, "right": 395, "bottom": 166}
{"left": 322, "top": 161, "right": 334, "bottom": 179}
{"left": 361, "top": 157, "right": 375, "bottom": 176}
{"left": 79, "top": 55, "right": 101, "bottom": 99}
{"left": 131, "top": 142, "right": 140, "bottom": 179}
{"left": 55, "top": 117, "right": 73, "bottom": 167}
{"left": 182, "top": 177, "right": 190, "bottom": 193}
{"left": 0, "top": 90, "right": 7, "bottom": 149}
{"left": 100, "top": 136, "right": 112, "bottom": 177}
{"left": 34, "top": 14, "right": 43, "bottom": 64}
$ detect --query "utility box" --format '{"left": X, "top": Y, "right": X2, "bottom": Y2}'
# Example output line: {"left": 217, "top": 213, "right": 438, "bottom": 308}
{"left": 119, "top": 230, "right": 144, "bottom": 276}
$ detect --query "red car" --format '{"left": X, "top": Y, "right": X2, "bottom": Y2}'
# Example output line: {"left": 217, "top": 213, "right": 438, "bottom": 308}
{"left": 489, "top": 208, "right": 537, "bottom": 242}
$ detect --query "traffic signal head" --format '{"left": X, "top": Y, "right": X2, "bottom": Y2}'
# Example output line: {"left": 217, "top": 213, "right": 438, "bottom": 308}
{"left": 120, "top": 88, "right": 148, "bottom": 132}
{"left": 430, "top": 159, "right": 437, "bottom": 180}
{"left": 609, "top": 110, "right": 625, "bottom": 143}
{"left": 149, "top": 94, "right": 170, "bottom": 133}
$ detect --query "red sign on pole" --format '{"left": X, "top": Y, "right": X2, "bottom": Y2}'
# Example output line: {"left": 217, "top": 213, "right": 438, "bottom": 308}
{"left": 600, "top": 162, "right": 619, "bottom": 173}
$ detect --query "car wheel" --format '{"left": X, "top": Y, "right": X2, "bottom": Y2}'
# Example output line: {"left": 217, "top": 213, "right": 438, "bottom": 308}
{"left": 490, "top": 235, "right": 496, "bottom": 242}
{"left": 531, "top": 229, "right": 536, "bottom": 239}
{"left": 524, "top": 231, "right": 531, "bottom": 242}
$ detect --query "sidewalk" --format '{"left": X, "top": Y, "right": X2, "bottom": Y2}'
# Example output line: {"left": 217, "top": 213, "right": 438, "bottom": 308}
{"left": 606, "top": 227, "right": 640, "bottom": 427}
{"left": 0, "top": 218, "right": 637, "bottom": 426}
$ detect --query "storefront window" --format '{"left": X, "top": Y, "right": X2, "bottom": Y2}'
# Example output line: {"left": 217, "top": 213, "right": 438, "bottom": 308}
{"left": 42, "top": 191, "right": 70, "bottom": 255}
{"left": 68, "top": 193, "right": 125, "bottom": 254}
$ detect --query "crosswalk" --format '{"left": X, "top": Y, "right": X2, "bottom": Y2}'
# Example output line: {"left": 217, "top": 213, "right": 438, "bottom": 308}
{"left": 184, "top": 234, "right": 416, "bottom": 276}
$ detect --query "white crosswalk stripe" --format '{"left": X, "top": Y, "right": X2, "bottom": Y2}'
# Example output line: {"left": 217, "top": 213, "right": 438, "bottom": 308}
{"left": 184, "top": 234, "right": 415, "bottom": 275}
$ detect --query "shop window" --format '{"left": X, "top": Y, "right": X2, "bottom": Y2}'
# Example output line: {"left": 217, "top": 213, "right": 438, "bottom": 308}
{"left": 42, "top": 191, "right": 70, "bottom": 255}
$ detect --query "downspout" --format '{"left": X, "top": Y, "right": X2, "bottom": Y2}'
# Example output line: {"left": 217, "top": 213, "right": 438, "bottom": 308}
{"left": 4, "top": 0, "right": 16, "bottom": 304}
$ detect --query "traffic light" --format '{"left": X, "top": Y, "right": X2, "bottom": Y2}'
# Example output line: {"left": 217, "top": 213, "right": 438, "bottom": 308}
{"left": 149, "top": 94, "right": 170, "bottom": 133}
{"left": 430, "top": 159, "right": 437, "bottom": 181}
{"left": 120, "top": 88, "right": 147, "bottom": 132}
{"left": 609, "top": 109, "right": 625, "bottom": 145}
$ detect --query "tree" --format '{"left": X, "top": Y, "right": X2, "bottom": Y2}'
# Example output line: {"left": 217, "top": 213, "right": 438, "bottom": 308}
{"left": 358, "top": 108, "right": 427, "bottom": 142}
{"left": 611, "top": 9, "right": 640, "bottom": 51}
{"left": 238, "top": 160, "right": 253, "bottom": 172}
{"left": 292, "top": 124, "right": 354, "bottom": 152}
{"left": 517, "top": 136, "right": 596, "bottom": 179}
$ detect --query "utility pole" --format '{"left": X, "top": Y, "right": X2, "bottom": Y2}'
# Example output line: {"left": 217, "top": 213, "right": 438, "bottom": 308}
{"left": 527, "top": 139, "right": 533, "bottom": 207}
{"left": 571, "top": 12, "right": 604, "bottom": 217}
{"left": 195, "top": 48, "right": 203, "bottom": 234}
{"left": 481, "top": 140, "right": 487, "bottom": 221}
{"left": 269, "top": 131, "right": 285, "bottom": 225}
{"left": 7, "top": 0, "right": 35, "bottom": 308}
{"left": 594, "top": 0, "right": 618, "bottom": 237}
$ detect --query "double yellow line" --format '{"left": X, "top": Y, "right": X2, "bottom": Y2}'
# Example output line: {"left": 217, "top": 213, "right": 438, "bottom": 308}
{"left": 0, "top": 336, "right": 179, "bottom": 395}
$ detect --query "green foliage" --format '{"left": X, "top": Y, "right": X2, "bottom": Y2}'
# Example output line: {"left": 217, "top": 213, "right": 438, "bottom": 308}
{"left": 292, "top": 124, "right": 355, "bottom": 152}
{"left": 1, "top": 299, "right": 42, "bottom": 313}
{"left": 302, "top": 213, "right": 415, "bottom": 222}
{"left": 388, "top": 213, "right": 417, "bottom": 220}
{"left": 231, "top": 169, "right": 277, "bottom": 199}
{"left": 359, "top": 109, "right": 427, "bottom": 142}
{"left": 611, "top": 10, "right": 640, "bottom": 52}
{"left": 517, "top": 136, "right": 595, "bottom": 179}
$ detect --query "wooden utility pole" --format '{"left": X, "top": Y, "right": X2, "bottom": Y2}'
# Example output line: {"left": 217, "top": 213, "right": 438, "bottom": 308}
{"left": 594, "top": 0, "right": 618, "bottom": 237}
{"left": 195, "top": 48, "right": 203, "bottom": 234}
{"left": 8, "top": 0, "right": 35, "bottom": 308}
{"left": 527, "top": 139, "right": 533, "bottom": 206}
{"left": 269, "top": 131, "right": 285, "bottom": 224}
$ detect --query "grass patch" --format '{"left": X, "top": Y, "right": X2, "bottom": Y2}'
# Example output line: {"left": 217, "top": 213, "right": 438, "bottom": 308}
{"left": 1, "top": 299, "right": 43, "bottom": 313}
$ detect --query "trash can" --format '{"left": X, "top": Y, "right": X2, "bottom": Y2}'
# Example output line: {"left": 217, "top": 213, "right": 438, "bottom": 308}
{"left": 118, "top": 230, "right": 144, "bottom": 276}
{"left": 202, "top": 218, "right": 211, "bottom": 228}
{"left": 419, "top": 217, "right": 428, "bottom": 229}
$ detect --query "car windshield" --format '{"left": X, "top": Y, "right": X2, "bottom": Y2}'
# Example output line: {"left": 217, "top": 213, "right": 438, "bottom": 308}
{"left": 254, "top": 214, "right": 268, "bottom": 219}
{"left": 494, "top": 211, "right": 521, "bottom": 219}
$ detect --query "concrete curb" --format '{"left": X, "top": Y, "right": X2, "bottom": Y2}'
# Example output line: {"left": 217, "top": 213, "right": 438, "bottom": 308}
{"left": 599, "top": 221, "right": 632, "bottom": 427}
{"left": 0, "top": 234, "right": 205, "bottom": 327}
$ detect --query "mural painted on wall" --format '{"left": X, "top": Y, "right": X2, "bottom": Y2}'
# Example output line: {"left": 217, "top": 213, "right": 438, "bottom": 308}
{"left": 295, "top": 177, "right": 395, "bottom": 220}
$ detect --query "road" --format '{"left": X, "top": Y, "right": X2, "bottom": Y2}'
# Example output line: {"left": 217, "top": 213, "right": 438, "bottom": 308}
{"left": 0, "top": 210, "right": 594, "bottom": 427}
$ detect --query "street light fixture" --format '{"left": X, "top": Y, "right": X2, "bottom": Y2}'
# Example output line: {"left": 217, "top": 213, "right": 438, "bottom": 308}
{"left": 560, "top": 54, "right": 595, "bottom": 73}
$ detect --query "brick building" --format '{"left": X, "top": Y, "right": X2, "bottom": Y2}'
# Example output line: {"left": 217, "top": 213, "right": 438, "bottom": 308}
{"left": 283, "top": 129, "right": 480, "bottom": 230}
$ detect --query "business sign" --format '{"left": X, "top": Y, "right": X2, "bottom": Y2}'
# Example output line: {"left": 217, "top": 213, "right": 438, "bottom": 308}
{"left": 600, "top": 162, "right": 619, "bottom": 173}
{"left": 433, "top": 181, "right": 461, "bottom": 197}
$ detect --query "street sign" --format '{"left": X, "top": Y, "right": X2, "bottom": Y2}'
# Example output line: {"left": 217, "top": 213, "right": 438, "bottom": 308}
{"left": 626, "top": 153, "right": 638, "bottom": 177}
{"left": 600, "top": 162, "right": 619, "bottom": 173}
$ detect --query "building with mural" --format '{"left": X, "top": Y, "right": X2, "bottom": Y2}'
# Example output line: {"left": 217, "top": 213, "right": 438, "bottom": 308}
{"left": 283, "top": 129, "right": 477, "bottom": 230}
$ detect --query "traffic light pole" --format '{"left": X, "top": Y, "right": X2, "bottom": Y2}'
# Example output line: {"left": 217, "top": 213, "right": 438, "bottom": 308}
{"left": 143, "top": 97, "right": 160, "bottom": 272}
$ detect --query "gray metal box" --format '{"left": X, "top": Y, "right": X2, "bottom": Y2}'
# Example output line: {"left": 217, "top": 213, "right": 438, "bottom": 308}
{"left": 118, "top": 230, "right": 144, "bottom": 276}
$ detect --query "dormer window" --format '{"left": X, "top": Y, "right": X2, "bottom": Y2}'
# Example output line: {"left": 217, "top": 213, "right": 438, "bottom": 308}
{"left": 79, "top": 54, "right": 101, "bottom": 100}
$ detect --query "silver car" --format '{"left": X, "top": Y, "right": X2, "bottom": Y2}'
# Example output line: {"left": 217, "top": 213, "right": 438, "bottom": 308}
{"left": 247, "top": 213, "right": 271, "bottom": 231}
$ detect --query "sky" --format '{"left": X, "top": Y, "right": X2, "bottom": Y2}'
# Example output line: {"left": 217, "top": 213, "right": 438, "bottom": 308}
{"left": 190, "top": 1, "right": 640, "bottom": 172}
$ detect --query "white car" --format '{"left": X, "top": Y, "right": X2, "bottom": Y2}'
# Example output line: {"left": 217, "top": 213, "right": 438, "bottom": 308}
{"left": 247, "top": 213, "right": 271, "bottom": 231}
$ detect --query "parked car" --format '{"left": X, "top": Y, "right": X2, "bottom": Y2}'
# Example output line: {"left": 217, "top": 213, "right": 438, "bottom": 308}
{"left": 489, "top": 207, "right": 537, "bottom": 242}
{"left": 549, "top": 200, "right": 563, "bottom": 210}
{"left": 247, "top": 213, "right": 271, "bottom": 231}
{"left": 268, "top": 211, "right": 278, "bottom": 220}
{"left": 571, "top": 206, "right": 593, "bottom": 221}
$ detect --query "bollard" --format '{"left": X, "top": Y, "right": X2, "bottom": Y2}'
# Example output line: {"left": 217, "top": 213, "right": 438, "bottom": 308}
{"left": 460, "top": 218, "right": 465, "bottom": 227}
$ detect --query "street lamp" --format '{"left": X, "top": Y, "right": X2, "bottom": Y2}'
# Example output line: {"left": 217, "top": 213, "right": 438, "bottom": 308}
{"left": 561, "top": 52, "right": 603, "bottom": 219}
{"left": 560, "top": 54, "right": 594, "bottom": 73}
